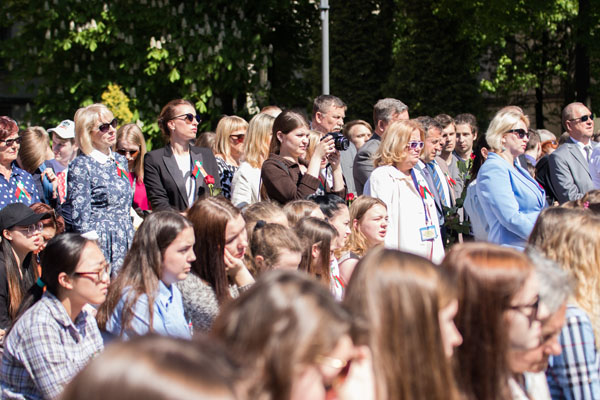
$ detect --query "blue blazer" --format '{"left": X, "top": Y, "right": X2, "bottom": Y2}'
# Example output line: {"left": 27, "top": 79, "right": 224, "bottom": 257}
{"left": 476, "top": 152, "right": 546, "bottom": 248}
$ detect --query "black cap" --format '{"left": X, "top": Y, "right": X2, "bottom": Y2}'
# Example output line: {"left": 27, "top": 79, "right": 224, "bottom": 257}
{"left": 0, "top": 203, "right": 50, "bottom": 231}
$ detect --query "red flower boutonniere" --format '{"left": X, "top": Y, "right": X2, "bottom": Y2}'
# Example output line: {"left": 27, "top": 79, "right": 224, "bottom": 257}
{"left": 470, "top": 153, "right": 476, "bottom": 160}
{"left": 204, "top": 175, "right": 221, "bottom": 196}
{"left": 346, "top": 193, "right": 355, "bottom": 206}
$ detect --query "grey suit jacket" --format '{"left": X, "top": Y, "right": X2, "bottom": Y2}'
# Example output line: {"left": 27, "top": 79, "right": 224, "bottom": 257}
{"left": 353, "top": 134, "right": 381, "bottom": 195}
{"left": 340, "top": 142, "right": 357, "bottom": 195}
{"left": 548, "top": 138, "right": 597, "bottom": 203}
{"left": 435, "top": 156, "right": 456, "bottom": 207}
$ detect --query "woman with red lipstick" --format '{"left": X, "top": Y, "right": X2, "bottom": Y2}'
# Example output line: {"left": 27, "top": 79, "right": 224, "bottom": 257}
{"left": 179, "top": 196, "right": 254, "bottom": 333}
{"left": 0, "top": 233, "right": 106, "bottom": 399}
{"left": 261, "top": 110, "right": 344, "bottom": 204}
{"left": 476, "top": 107, "right": 546, "bottom": 249}
{"left": 67, "top": 103, "right": 134, "bottom": 275}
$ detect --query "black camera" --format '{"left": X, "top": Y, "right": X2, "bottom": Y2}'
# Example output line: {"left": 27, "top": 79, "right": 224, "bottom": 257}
{"left": 322, "top": 131, "right": 349, "bottom": 151}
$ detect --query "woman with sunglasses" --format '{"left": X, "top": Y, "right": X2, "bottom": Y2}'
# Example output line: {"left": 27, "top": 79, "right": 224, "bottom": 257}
{"left": 0, "top": 203, "right": 49, "bottom": 332}
{"left": 214, "top": 115, "right": 249, "bottom": 200}
{"left": 0, "top": 117, "right": 40, "bottom": 209}
{"left": 476, "top": 107, "right": 546, "bottom": 249}
{"left": 364, "top": 119, "right": 444, "bottom": 263}
{"left": 67, "top": 103, "right": 134, "bottom": 276}
{"left": 144, "top": 99, "right": 221, "bottom": 212}
{"left": 116, "top": 123, "right": 150, "bottom": 216}
{"left": 0, "top": 233, "right": 107, "bottom": 399}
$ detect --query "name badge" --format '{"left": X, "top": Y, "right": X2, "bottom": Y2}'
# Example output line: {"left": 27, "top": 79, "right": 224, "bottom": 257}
{"left": 420, "top": 225, "right": 438, "bottom": 241}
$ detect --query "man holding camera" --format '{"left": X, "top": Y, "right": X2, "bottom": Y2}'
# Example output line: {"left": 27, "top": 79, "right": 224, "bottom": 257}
{"left": 312, "top": 95, "right": 356, "bottom": 195}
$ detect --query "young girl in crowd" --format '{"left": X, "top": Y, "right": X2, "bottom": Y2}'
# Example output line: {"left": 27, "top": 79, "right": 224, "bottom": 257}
{"left": 344, "top": 248, "right": 462, "bottom": 400}
{"left": 211, "top": 270, "right": 375, "bottom": 400}
{"left": 242, "top": 200, "right": 289, "bottom": 241}
{"left": 249, "top": 222, "right": 303, "bottom": 274}
{"left": 62, "top": 336, "right": 240, "bottom": 400}
{"left": 283, "top": 199, "right": 325, "bottom": 225}
{"left": 529, "top": 207, "right": 600, "bottom": 398}
{"left": 0, "top": 203, "right": 49, "bottom": 330}
{"left": 18, "top": 127, "right": 58, "bottom": 207}
{"left": 214, "top": 115, "right": 248, "bottom": 199}
{"left": 97, "top": 211, "right": 195, "bottom": 340}
{"left": 338, "top": 196, "right": 388, "bottom": 283}
{"left": 0, "top": 234, "right": 107, "bottom": 399}
{"left": 295, "top": 217, "right": 340, "bottom": 296}
{"left": 442, "top": 242, "right": 542, "bottom": 400}
{"left": 179, "top": 197, "right": 254, "bottom": 332}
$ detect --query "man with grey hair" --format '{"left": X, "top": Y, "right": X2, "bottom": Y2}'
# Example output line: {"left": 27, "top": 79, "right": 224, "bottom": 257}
{"left": 353, "top": 98, "right": 409, "bottom": 195}
{"left": 508, "top": 249, "right": 574, "bottom": 399}
{"left": 549, "top": 102, "right": 597, "bottom": 203}
{"left": 311, "top": 95, "right": 356, "bottom": 195}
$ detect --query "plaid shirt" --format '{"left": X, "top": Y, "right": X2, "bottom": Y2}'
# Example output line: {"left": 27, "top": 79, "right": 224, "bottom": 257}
{"left": 547, "top": 305, "right": 600, "bottom": 400}
{"left": 0, "top": 292, "right": 103, "bottom": 399}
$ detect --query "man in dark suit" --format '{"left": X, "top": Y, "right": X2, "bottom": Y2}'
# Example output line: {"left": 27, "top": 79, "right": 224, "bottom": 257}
{"left": 144, "top": 145, "right": 221, "bottom": 212}
{"left": 547, "top": 102, "right": 597, "bottom": 203}
{"left": 353, "top": 98, "right": 409, "bottom": 195}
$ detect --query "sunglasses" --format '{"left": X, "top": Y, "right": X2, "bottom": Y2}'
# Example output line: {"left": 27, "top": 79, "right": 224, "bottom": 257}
{"left": 0, "top": 136, "right": 22, "bottom": 147}
{"left": 98, "top": 118, "right": 118, "bottom": 133}
{"left": 230, "top": 134, "right": 245, "bottom": 144}
{"left": 172, "top": 113, "right": 202, "bottom": 124}
{"left": 569, "top": 113, "right": 594, "bottom": 123}
{"left": 507, "top": 129, "right": 529, "bottom": 139}
{"left": 406, "top": 140, "right": 424, "bottom": 150}
{"left": 116, "top": 148, "right": 140, "bottom": 158}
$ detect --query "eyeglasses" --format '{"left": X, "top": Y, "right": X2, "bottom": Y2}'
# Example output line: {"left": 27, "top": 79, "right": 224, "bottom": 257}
{"left": 13, "top": 222, "right": 43, "bottom": 236}
{"left": 507, "top": 129, "right": 529, "bottom": 139}
{"left": 0, "top": 136, "right": 22, "bottom": 147}
{"left": 172, "top": 113, "right": 201, "bottom": 124}
{"left": 230, "top": 134, "right": 245, "bottom": 144}
{"left": 568, "top": 113, "right": 594, "bottom": 123}
{"left": 406, "top": 140, "right": 424, "bottom": 150}
{"left": 98, "top": 118, "right": 118, "bottom": 133}
{"left": 116, "top": 148, "right": 140, "bottom": 158}
{"left": 508, "top": 295, "right": 540, "bottom": 326}
{"left": 73, "top": 261, "right": 110, "bottom": 282}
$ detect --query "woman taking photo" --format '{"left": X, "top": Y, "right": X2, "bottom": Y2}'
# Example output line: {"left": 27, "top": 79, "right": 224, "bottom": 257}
{"left": 0, "top": 203, "right": 48, "bottom": 330}
{"left": 261, "top": 110, "right": 344, "bottom": 204}
{"left": 231, "top": 113, "right": 274, "bottom": 206}
{"left": 214, "top": 115, "right": 248, "bottom": 200}
{"left": 476, "top": 107, "right": 546, "bottom": 248}
{"left": 68, "top": 103, "right": 134, "bottom": 275}
{"left": 97, "top": 211, "right": 195, "bottom": 340}
{"left": 116, "top": 123, "right": 150, "bottom": 215}
{"left": 0, "top": 233, "right": 107, "bottom": 399}
{"left": 0, "top": 116, "right": 39, "bottom": 209}
{"left": 144, "top": 99, "right": 220, "bottom": 212}
{"left": 344, "top": 248, "right": 462, "bottom": 400}
{"left": 338, "top": 196, "right": 388, "bottom": 283}
{"left": 179, "top": 197, "right": 254, "bottom": 333}
{"left": 211, "top": 270, "right": 375, "bottom": 400}
{"left": 364, "top": 120, "right": 444, "bottom": 263}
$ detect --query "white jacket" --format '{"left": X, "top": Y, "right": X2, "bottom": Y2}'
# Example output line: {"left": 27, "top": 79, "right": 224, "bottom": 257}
{"left": 231, "top": 162, "right": 261, "bottom": 207}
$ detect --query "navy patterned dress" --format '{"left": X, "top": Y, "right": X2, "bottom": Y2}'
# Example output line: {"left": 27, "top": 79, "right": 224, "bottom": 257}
{"left": 215, "top": 157, "right": 238, "bottom": 200}
{"left": 67, "top": 152, "right": 134, "bottom": 275}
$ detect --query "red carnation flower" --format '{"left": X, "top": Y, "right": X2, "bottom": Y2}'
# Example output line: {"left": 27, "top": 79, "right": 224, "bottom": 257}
{"left": 346, "top": 193, "right": 355, "bottom": 201}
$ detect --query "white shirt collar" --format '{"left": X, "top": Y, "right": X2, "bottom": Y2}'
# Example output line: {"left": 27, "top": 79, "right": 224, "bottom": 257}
{"left": 89, "top": 149, "right": 114, "bottom": 164}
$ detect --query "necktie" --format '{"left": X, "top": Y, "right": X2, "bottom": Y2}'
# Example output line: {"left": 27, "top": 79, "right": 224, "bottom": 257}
{"left": 427, "top": 162, "right": 448, "bottom": 208}
{"left": 584, "top": 145, "right": 592, "bottom": 162}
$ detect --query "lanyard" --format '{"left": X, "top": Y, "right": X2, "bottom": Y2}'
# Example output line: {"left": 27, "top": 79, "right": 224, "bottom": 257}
{"left": 410, "top": 169, "right": 432, "bottom": 226}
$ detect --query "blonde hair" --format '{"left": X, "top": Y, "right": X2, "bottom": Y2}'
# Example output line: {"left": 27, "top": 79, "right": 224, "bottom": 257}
{"left": 74, "top": 103, "right": 114, "bottom": 155}
{"left": 342, "top": 196, "right": 387, "bottom": 257}
{"left": 116, "top": 123, "right": 146, "bottom": 182}
{"left": 244, "top": 113, "right": 274, "bottom": 169}
{"left": 485, "top": 107, "right": 530, "bottom": 152}
{"left": 19, "top": 127, "right": 49, "bottom": 173}
{"left": 304, "top": 130, "right": 322, "bottom": 162}
{"left": 214, "top": 115, "right": 248, "bottom": 159}
{"left": 283, "top": 200, "right": 321, "bottom": 226}
{"left": 529, "top": 207, "right": 600, "bottom": 341}
{"left": 373, "top": 119, "right": 424, "bottom": 167}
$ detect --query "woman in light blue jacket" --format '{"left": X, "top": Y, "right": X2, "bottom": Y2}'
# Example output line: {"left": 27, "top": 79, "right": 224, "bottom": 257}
{"left": 476, "top": 107, "right": 546, "bottom": 248}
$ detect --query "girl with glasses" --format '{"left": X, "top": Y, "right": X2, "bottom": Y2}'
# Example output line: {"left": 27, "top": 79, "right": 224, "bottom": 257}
{"left": 0, "top": 117, "right": 40, "bottom": 209}
{"left": 66, "top": 103, "right": 134, "bottom": 276}
{"left": 0, "top": 233, "right": 107, "bottom": 399}
{"left": 364, "top": 119, "right": 444, "bottom": 263}
{"left": 144, "top": 99, "right": 221, "bottom": 212}
{"left": 214, "top": 115, "right": 249, "bottom": 200}
{"left": 115, "top": 123, "right": 150, "bottom": 216}
{"left": 97, "top": 211, "right": 195, "bottom": 340}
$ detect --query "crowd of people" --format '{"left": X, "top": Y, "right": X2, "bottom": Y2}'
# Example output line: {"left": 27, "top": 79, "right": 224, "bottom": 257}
{"left": 0, "top": 93, "right": 597, "bottom": 399}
